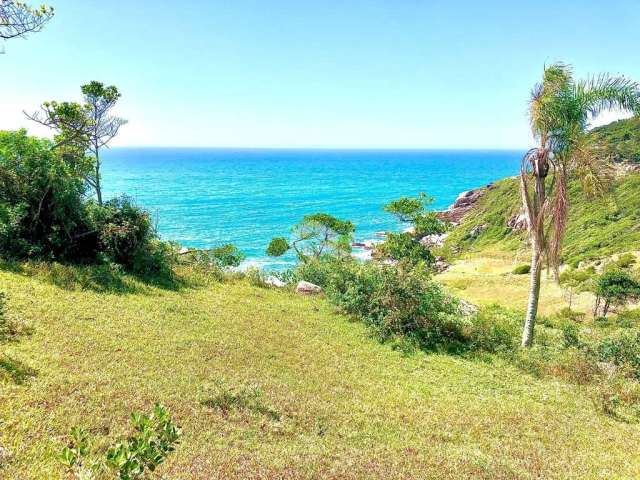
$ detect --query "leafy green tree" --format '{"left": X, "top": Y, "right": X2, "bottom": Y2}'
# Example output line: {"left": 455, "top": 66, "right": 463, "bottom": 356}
{"left": 378, "top": 194, "right": 444, "bottom": 266}
{"left": 383, "top": 193, "right": 446, "bottom": 237}
{"left": 26, "top": 81, "right": 127, "bottom": 205}
{"left": 267, "top": 213, "right": 355, "bottom": 263}
{"left": 520, "top": 63, "right": 640, "bottom": 347}
{"left": 0, "top": 1, "right": 53, "bottom": 44}
{"left": 593, "top": 269, "right": 640, "bottom": 318}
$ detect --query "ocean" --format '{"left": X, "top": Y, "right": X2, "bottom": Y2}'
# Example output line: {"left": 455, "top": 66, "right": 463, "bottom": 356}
{"left": 101, "top": 148, "right": 522, "bottom": 269}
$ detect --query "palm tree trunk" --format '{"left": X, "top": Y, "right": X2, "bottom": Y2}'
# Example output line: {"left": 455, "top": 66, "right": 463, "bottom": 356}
{"left": 521, "top": 246, "right": 541, "bottom": 347}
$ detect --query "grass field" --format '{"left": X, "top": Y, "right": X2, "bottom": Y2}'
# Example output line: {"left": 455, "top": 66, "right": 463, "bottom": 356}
{"left": 2, "top": 263, "right": 640, "bottom": 479}
{"left": 438, "top": 250, "right": 595, "bottom": 316}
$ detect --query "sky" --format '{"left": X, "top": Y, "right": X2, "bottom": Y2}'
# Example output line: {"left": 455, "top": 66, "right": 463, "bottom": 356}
{"left": 1, "top": 0, "right": 639, "bottom": 149}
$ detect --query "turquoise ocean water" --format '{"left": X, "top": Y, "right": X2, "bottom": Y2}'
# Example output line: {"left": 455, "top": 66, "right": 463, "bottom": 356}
{"left": 102, "top": 149, "right": 522, "bottom": 269}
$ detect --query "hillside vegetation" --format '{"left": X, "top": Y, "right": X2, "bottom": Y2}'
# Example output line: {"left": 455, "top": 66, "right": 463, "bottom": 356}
{"left": 444, "top": 172, "right": 640, "bottom": 266}
{"left": 591, "top": 117, "right": 640, "bottom": 163}
{"left": 2, "top": 264, "right": 640, "bottom": 479}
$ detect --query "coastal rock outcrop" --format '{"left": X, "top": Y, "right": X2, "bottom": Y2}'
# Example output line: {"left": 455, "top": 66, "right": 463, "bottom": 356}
{"left": 296, "top": 281, "right": 322, "bottom": 295}
{"left": 436, "top": 183, "right": 494, "bottom": 225}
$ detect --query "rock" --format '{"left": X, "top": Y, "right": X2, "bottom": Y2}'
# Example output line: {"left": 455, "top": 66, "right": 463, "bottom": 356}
{"left": 433, "top": 257, "right": 450, "bottom": 273}
{"left": 296, "top": 281, "right": 322, "bottom": 295}
{"left": 507, "top": 212, "right": 529, "bottom": 231}
{"left": 403, "top": 226, "right": 416, "bottom": 234}
{"left": 458, "top": 299, "right": 479, "bottom": 317}
{"left": 436, "top": 187, "right": 486, "bottom": 224}
{"left": 265, "top": 276, "right": 286, "bottom": 288}
{"left": 468, "top": 224, "right": 487, "bottom": 238}
{"left": 178, "top": 247, "right": 190, "bottom": 254}
{"left": 420, "top": 233, "right": 449, "bottom": 248}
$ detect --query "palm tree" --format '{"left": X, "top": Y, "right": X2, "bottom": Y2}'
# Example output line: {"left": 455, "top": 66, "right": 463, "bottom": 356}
{"left": 520, "top": 63, "right": 640, "bottom": 347}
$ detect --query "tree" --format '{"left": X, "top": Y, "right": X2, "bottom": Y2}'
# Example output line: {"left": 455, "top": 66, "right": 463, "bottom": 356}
{"left": 0, "top": 1, "right": 53, "bottom": 43}
{"left": 593, "top": 269, "right": 640, "bottom": 318}
{"left": 267, "top": 213, "right": 355, "bottom": 262}
{"left": 519, "top": 63, "right": 640, "bottom": 347}
{"left": 26, "top": 81, "right": 127, "bottom": 205}
{"left": 378, "top": 194, "right": 444, "bottom": 266}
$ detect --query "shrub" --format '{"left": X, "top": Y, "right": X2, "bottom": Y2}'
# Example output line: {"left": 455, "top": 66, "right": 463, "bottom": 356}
{"left": 597, "top": 331, "right": 640, "bottom": 379}
{"left": 60, "top": 404, "right": 180, "bottom": 480}
{"left": 561, "top": 323, "right": 582, "bottom": 348}
{"left": 376, "top": 232, "right": 434, "bottom": 266}
{"left": 324, "top": 261, "right": 462, "bottom": 350}
{"left": 208, "top": 244, "right": 245, "bottom": 268}
{"left": 465, "top": 305, "right": 519, "bottom": 353}
{"left": 96, "top": 196, "right": 155, "bottom": 267}
{"left": 512, "top": 264, "right": 531, "bottom": 275}
{"left": 0, "top": 130, "right": 97, "bottom": 261}
{"left": 294, "top": 256, "right": 350, "bottom": 288}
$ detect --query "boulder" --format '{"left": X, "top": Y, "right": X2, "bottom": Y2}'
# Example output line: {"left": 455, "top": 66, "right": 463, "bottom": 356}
{"left": 296, "top": 281, "right": 322, "bottom": 295}
{"left": 458, "top": 299, "right": 479, "bottom": 317}
{"left": 507, "top": 212, "right": 529, "bottom": 231}
{"left": 420, "top": 233, "right": 449, "bottom": 248}
{"left": 265, "top": 276, "right": 286, "bottom": 288}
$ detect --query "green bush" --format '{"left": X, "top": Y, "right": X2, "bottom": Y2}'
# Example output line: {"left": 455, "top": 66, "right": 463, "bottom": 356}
{"left": 512, "top": 264, "right": 531, "bottom": 275}
{"left": 96, "top": 196, "right": 155, "bottom": 267}
{"left": 376, "top": 232, "right": 434, "bottom": 266}
{"left": 0, "top": 130, "right": 98, "bottom": 261}
{"left": 465, "top": 305, "right": 519, "bottom": 353}
{"left": 323, "top": 261, "right": 462, "bottom": 349}
{"left": 597, "top": 331, "right": 640, "bottom": 379}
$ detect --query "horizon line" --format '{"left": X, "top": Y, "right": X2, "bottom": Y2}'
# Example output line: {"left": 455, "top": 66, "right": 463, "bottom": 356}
{"left": 108, "top": 145, "right": 528, "bottom": 151}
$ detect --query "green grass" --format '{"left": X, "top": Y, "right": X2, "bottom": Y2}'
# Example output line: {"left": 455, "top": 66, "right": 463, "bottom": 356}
{"left": 444, "top": 173, "right": 640, "bottom": 266}
{"left": 2, "top": 264, "right": 640, "bottom": 479}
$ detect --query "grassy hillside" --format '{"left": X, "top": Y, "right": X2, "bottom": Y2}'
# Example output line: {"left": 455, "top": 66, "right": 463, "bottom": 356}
{"left": 2, "top": 264, "right": 640, "bottom": 479}
{"left": 444, "top": 173, "right": 640, "bottom": 266}
{"left": 590, "top": 117, "right": 640, "bottom": 163}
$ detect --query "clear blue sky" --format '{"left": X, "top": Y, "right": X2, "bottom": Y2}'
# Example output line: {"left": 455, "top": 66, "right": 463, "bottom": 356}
{"left": 2, "top": 0, "right": 639, "bottom": 148}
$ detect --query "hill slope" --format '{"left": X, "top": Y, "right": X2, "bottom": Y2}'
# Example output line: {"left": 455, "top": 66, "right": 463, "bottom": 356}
{"left": 591, "top": 117, "right": 640, "bottom": 163}
{"left": 2, "top": 265, "right": 640, "bottom": 479}
{"left": 444, "top": 172, "right": 640, "bottom": 266}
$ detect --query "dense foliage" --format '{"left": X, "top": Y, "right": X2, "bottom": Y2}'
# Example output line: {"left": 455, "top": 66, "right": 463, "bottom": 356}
{"left": 0, "top": 130, "right": 175, "bottom": 274}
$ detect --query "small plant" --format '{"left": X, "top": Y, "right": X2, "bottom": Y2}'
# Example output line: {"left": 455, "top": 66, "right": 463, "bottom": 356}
{"left": 512, "top": 264, "right": 531, "bottom": 275}
{"left": 60, "top": 404, "right": 180, "bottom": 480}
